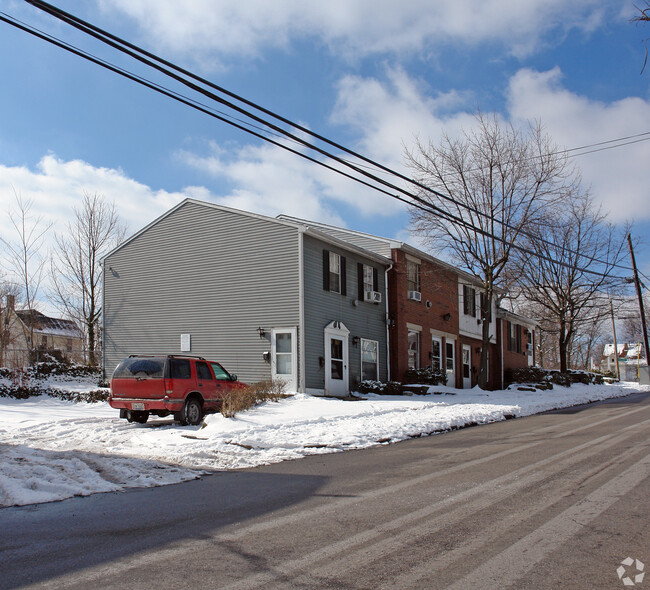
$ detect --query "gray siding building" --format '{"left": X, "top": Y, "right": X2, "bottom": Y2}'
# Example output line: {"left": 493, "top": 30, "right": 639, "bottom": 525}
{"left": 103, "top": 199, "right": 390, "bottom": 396}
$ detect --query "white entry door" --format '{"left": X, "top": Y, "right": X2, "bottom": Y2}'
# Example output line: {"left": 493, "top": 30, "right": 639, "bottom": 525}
{"left": 325, "top": 321, "right": 349, "bottom": 397}
{"left": 271, "top": 328, "right": 297, "bottom": 392}
{"left": 462, "top": 344, "right": 471, "bottom": 389}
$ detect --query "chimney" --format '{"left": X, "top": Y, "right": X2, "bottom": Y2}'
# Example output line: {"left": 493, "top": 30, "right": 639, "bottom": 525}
{"left": 6, "top": 294, "right": 15, "bottom": 310}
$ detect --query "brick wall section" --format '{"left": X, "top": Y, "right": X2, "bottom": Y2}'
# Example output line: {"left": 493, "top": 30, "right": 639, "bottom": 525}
{"left": 496, "top": 318, "right": 535, "bottom": 387}
{"left": 387, "top": 249, "right": 502, "bottom": 389}
{"left": 388, "top": 250, "right": 462, "bottom": 387}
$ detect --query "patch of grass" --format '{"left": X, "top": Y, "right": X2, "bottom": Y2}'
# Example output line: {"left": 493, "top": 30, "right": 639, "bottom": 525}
{"left": 221, "top": 379, "right": 290, "bottom": 418}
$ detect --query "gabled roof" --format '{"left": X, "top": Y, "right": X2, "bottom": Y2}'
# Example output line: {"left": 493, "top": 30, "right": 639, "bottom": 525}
{"left": 277, "top": 213, "right": 499, "bottom": 291}
{"left": 14, "top": 310, "right": 83, "bottom": 338}
{"left": 496, "top": 307, "right": 538, "bottom": 329}
{"left": 105, "top": 199, "right": 392, "bottom": 266}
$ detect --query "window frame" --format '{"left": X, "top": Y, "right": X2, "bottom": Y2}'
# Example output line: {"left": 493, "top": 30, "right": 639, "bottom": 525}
{"left": 407, "top": 260, "right": 421, "bottom": 294}
{"left": 463, "top": 285, "right": 476, "bottom": 317}
{"left": 329, "top": 251, "right": 341, "bottom": 294}
{"left": 407, "top": 329, "right": 420, "bottom": 370}
{"left": 431, "top": 336, "right": 442, "bottom": 370}
{"left": 360, "top": 338, "right": 379, "bottom": 381}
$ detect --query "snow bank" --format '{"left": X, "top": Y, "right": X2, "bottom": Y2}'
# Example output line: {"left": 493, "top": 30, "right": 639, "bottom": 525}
{"left": 0, "top": 379, "right": 645, "bottom": 507}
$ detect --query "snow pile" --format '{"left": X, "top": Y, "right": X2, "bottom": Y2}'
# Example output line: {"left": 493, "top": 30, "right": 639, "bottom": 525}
{"left": 0, "top": 379, "right": 645, "bottom": 507}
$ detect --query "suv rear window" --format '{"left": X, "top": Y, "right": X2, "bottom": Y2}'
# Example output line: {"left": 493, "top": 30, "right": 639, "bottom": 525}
{"left": 169, "top": 358, "right": 192, "bottom": 379}
{"left": 113, "top": 357, "right": 165, "bottom": 379}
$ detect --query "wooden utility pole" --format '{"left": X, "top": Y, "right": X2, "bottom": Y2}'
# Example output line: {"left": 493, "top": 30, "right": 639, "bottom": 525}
{"left": 610, "top": 300, "right": 620, "bottom": 380}
{"left": 627, "top": 234, "right": 650, "bottom": 364}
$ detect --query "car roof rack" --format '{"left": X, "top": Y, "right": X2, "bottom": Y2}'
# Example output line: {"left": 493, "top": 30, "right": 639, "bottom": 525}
{"left": 127, "top": 354, "right": 206, "bottom": 360}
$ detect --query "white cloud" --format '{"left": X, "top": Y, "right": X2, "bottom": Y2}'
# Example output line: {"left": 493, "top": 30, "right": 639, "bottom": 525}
{"left": 0, "top": 155, "right": 185, "bottom": 242}
{"left": 506, "top": 67, "right": 650, "bottom": 222}
{"left": 177, "top": 137, "right": 405, "bottom": 223}
{"left": 100, "top": 0, "right": 615, "bottom": 64}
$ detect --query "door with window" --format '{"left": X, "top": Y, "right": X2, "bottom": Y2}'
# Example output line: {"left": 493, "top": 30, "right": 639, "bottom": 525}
{"left": 325, "top": 321, "right": 349, "bottom": 396}
{"left": 462, "top": 344, "right": 471, "bottom": 388}
{"left": 445, "top": 340, "right": 456, "bottom": 388}
{"left": 271, "top": 328, "right": 297, "bottom": 392}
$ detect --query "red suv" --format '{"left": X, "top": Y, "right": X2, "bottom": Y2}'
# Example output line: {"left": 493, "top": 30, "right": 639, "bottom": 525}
{"left": 109, "top": 355, "right": 245, "bottom": 425}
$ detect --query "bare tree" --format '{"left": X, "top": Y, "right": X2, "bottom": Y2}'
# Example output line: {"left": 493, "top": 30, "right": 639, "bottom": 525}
{"left": 632, "top": 1, "right": 650, "bottom": 72}
{"left": 0, "top": 192, "right": 52, "bottom": 351}
{"left": 514, "top": 194, "right": 627, "bottom": 373}
{"left": 50, "top": 192, "right": 126, "bottom": 367}
{"left": 405, "top": 113, "right": 578, "bottom": 387}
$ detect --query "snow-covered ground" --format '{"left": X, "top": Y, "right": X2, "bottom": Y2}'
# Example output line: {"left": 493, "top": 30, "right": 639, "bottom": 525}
{"left": 0, "top": 375, "right": 646, "bottom": 508}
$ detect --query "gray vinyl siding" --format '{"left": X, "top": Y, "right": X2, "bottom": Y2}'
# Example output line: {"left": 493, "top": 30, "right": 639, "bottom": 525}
{"left": 103, "top": 201, "right": 300, "bottom": 384}
{"left": 305, "top": 227, "right": 392, "bottom": 258}
{"left": 302, "top": 234, "right": 388, "bottom": 392}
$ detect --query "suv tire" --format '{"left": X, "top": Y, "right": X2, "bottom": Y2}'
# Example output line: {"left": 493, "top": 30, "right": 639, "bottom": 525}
{"left": 180, "top": 397, "right": 203, "bottom": 426}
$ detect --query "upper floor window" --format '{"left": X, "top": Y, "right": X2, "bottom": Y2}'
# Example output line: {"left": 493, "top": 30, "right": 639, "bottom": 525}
{"left": 463, "top": 285, "right": 476, "bottom": 317}
{"left": 358, "top": 263, "right": 379, "bottom": 301}
{"left": 407, "top": 260, "right": 420, "bottom": 294}
{"left": 323, "top": 249, "right": 347, "bottom": 295}
{"left": 330, "top": 252, "right": 341, "bottom": 293}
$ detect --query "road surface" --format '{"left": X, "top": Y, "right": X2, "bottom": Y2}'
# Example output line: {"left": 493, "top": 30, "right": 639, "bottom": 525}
{"left": 1, "top": 391, "right": 648, "bottom": 589}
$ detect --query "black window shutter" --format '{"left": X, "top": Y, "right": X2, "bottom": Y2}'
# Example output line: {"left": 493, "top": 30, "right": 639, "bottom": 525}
{"left": 323, "top": 250, "right": 330, "bottom": 291}
{"left": 372, "top": 267, "right": 379, "bottom": 292}
{"left": 341, "top": 256, "right": 347, "bottom": 296}
{"left": 357, "top": 263, "right": 364, "bottom": 300}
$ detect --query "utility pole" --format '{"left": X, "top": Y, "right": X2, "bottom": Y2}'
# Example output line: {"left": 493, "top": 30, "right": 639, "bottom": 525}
{"left": 627, "top": 234, "right": 650, "bottom": 365}
{"left": 610, "top": 300, "right": 620, "bottom": 380}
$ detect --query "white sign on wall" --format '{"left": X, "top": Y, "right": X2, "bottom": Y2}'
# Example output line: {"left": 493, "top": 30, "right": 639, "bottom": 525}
{"left": 180, "top": 334, "right": 191, "bottom": 352}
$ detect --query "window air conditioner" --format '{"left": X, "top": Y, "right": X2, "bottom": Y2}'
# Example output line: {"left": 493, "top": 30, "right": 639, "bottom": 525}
{"left": 364, "top": 290, "right": 382, "bottom": 303}
{"left": 408, "top": 290, "right": 421, "bottom": 302}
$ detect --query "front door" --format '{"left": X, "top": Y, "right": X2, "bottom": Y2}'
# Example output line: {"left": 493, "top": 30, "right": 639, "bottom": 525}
{"left": 325, "top": 321, "right": 349, "bottom": 397}
{"left": 462, "top": 344, "right": 471, "bottom": 388}
{"left": 271, "top": 328, "right": 297, "bottom": 392}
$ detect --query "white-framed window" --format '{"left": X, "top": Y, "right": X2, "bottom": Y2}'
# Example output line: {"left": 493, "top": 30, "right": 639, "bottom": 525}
{"left": 360, "top": 338, "right": 379, "bottom": 381}
{"left": 408, "top": 330, "right": 420, "bottom": 369}
{"left": 363, "top": 264, "right": 374, "bottom": 296}
{"left": 407, "top": 260, "right": 420, "bottom": 294}
{"left": 446, "top": 341, "right": 455, "bottom": 373}
{"left": 431, "top": 337, "right": 442, "bottom": 370}
{"left": 329, "top": 251, "right": 341, "bottom": 294}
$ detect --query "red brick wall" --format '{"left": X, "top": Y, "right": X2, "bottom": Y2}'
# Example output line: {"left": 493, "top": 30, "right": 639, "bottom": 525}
{"left": 497, "top": 318, "right": 534, "bottom": 386}
{"left": 387, "top": 249, "right": 501, "bottom": 389}
{"left": 388, "top": 250, "right": 459, "bottom": 382}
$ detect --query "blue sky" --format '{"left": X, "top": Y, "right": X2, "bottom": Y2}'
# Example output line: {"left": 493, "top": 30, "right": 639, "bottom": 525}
{"left": 1, "top": 0, "right": 650, "bottom": 290}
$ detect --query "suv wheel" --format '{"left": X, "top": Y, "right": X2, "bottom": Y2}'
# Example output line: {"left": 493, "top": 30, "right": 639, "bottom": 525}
{"left": 181, "top": 397, "right": 203, "bottom": 426}
{"left": 125, "top": 410, "right": 149, "bottom": 424}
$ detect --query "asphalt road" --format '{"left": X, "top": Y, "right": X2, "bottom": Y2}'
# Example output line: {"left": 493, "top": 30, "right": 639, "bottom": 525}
{"left": 1, "top": 391, "right": 648, "bottom": 590}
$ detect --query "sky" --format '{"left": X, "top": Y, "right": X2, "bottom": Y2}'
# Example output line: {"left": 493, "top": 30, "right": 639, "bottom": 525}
{"left": 1, "top": 0, "right": 650, "bottom": 308}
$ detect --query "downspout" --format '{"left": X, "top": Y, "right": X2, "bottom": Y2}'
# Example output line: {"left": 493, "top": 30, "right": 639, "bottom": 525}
{"left": 101, "top": 259, "right": 106, "bottom": 381}
{"left": 298, "top": 228, "right": 306, "bottom": 393}
{"left": 500, "top": 318, "right": 504, "bottom": 390}
{"left": 385, "top": 261, "right": 393, "bottom": 382}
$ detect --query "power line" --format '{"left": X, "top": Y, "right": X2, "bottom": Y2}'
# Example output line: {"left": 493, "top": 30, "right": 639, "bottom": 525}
{"left": 20, "top": 0, "right": 639, "bottom": 275}
{"left": 0, "top": 5, "right": 636, "bottom": 282}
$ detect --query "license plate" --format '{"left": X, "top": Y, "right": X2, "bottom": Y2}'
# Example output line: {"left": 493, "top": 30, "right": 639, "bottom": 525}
{"left": 132, "top": 403, "right": 145, "bottom": 411}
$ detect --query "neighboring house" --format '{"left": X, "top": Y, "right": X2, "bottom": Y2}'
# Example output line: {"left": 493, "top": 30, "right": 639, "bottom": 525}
{"left": 496, "top": 308, "right": 537, "bottom": 388}
{"left": 0, "top": 295, "right": 84, "bottom": 368}
{"left": 103, "top": 199, "right": 391, "bottom": 396}
{"left": 602, "top": 343, "right": 646, "bottom": 381}
{"left": 278, "top": 215, "right": 505, "bottom": 389}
